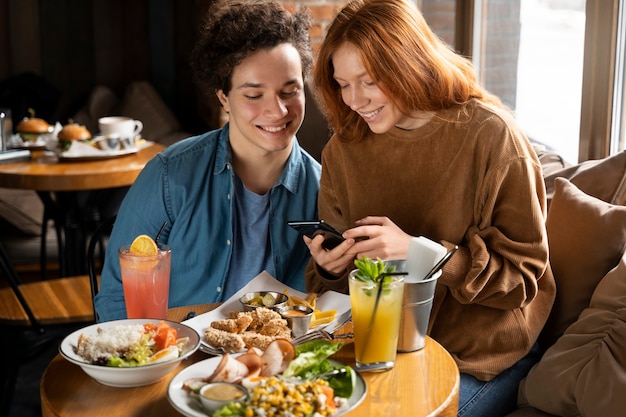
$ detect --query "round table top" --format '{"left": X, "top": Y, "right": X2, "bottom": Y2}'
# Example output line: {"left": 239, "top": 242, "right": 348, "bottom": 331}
{"left": 40, "top": 305, "right": 460, "bottom": 417}
{"left": 0, "top": 143, "right": 165, "bottom": 191}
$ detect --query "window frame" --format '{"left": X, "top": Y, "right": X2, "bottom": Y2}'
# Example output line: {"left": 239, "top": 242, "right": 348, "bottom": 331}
{"left": 456, "top": 0, "right": 625, "bottom": 162}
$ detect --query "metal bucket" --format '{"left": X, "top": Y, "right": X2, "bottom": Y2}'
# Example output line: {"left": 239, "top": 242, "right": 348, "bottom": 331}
{"left": 397, "top": 270, "right": 441, "bottom": 352}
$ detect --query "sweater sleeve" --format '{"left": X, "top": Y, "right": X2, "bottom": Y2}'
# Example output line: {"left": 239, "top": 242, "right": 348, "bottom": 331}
{"left": 439, "top": 144, "right": 550, "bottom": 311}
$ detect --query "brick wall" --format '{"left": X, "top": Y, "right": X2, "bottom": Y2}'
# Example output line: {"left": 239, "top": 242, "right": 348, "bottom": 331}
{"left": 284, "top": 0, "right": 520, "bottom": 110}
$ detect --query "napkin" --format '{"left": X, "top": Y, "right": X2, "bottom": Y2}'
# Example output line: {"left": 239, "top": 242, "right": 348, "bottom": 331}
{"left": 405, "top": 236, "right": 447, "bottom": 283}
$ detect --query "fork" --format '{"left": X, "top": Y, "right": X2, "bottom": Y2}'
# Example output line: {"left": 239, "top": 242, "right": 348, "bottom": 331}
{"left": 292, "top": 329, "right": 354, "bottom": 345}
{"left": 292, "top": 309, "right": 353, "bottom": 345}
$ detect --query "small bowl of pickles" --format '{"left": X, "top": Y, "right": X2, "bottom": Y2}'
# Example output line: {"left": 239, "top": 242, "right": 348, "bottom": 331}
{"left": 239, "top": 291, "right": 289, "bottom": 312}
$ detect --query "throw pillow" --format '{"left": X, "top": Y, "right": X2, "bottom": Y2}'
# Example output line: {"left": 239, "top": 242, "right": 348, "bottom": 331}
{"left": 539, "top": 177, "right": 626, "bottom": 348}
{"left": 544, "top": 150, "right": 626, "bottom": 209}
{"left": 519, "top": 250, "right": 626, "bottom": 416}
{"left": 119, "top": 81, "right": 182, "bottom": 144}
{"left": 72, "top": 85, "right": 121, "bottom": 135}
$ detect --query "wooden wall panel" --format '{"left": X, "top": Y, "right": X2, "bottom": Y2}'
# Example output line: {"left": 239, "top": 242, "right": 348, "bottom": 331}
{"left": 0, "top": 0, "right": 212, "bottom": 134}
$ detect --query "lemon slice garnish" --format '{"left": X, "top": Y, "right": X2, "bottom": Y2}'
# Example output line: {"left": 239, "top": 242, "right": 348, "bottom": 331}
{"left": 129, "top": 234, "right": 158, "bottom": 256}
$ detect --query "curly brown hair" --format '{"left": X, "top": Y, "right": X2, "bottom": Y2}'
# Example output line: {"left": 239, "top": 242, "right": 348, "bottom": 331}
{"left": 191, "top": 0, "right": 312, "bottom": 97}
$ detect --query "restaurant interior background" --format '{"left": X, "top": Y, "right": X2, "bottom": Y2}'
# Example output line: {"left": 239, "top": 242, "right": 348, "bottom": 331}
{"left": 0, "top": 0, "right": 625, "bottom": 416}
{"left": 1, "top": 0, "right": 624, "bottom": 167}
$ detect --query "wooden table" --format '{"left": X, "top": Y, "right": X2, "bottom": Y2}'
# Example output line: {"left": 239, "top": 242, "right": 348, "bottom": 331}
{"left": 0, "top": 143, "right": 165, "bottom": 276}
{"left": 40, "top": 304, "right": 460, "bottom": 417}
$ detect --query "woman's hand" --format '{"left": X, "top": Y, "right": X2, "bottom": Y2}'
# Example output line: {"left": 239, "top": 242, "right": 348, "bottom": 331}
{"left": 345, "top": 216, "right": 413, "bottom": 261}
{"left": 305, "top": 216, "right": 413, "bottom": 275}
{"left": 304, "top": 234, "right": 357, "bottom": 275}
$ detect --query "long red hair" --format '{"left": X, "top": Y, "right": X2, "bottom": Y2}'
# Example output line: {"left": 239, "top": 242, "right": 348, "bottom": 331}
{"left": 314, "top": 0, "right": 502, "bottom": 143}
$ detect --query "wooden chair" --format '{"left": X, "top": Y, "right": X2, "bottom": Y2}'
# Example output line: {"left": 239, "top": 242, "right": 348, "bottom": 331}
{"left": 0, "top": 215, "right": 114, "bottom": 417}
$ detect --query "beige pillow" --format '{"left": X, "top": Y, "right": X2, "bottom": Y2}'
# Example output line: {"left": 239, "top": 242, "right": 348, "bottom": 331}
{"left": 539, "top": 178, "right": 626, "bottom": 348}
{"left": 119, "top": 81, "right": 183, "bottom": 144}
{"left": 519, "top": 250, "right": 626, "bottom": 416}
{"left": 544, "top": 150, "right": 626, "bottom": 209}
{"left": 72, "top": 85, "right": 121, "bottom": 135}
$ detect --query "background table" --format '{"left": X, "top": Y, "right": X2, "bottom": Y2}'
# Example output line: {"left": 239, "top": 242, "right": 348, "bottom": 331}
{"left": 40, "top": 304, "right": 460, "bottom": 417}
{"left": 0, "top": 144, "right": 165, "bottom": 276}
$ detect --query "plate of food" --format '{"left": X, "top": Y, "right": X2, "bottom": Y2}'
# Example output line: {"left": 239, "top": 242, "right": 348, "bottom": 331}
{"left": 167, "top": 339, "right": 366, "bottom": 417}
{"left": 59, "top": 318, "right": 201, "bottom": 387}
{"left": 183, "top": 272, "right": 352, "bottom": 355}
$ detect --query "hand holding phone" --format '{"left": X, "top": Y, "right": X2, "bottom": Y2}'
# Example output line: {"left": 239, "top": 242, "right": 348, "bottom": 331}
{"left": 287, "top": 220, "right": 345, "bottom": 250}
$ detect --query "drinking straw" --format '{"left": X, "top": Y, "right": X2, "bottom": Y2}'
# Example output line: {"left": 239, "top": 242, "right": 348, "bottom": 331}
{"left": 422, "top": 245, "right": 458, "bottom": 281}
{"left": 362, "top": 271, "right": 407, "bottom": 354}
{"left": 155, "top": 221, "right": 167, "bottom": 244}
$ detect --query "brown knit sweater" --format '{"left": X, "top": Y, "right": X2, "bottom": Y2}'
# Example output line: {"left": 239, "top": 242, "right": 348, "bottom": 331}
{"left": 305, "top": 99, "right": 556, "bottom": 381}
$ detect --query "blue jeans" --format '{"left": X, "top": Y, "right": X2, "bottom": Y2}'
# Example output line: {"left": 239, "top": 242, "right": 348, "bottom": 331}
{"left": 457, "top": 343, "right": 542, "bottom": 417}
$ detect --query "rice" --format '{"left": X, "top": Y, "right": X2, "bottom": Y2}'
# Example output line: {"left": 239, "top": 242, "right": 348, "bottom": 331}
{"left": 75, "top": 324, "right": 147, "bottom": 364}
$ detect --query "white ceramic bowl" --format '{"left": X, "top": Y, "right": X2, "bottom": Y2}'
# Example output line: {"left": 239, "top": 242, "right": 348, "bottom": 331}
{"left": 60, "top": 318, "right": 201, "bottom": 388}
{"left": 199, "top": 382, "right": 248, "bottom": 413}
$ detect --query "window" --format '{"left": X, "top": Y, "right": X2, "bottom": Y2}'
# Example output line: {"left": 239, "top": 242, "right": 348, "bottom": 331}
{"left": 464, "top": 0, "right": 625, "bottom": 163}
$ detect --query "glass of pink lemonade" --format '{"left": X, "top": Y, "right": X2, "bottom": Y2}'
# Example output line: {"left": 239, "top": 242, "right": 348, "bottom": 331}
{"left": 119, "top": 243, "right": 171, "bottom": 319}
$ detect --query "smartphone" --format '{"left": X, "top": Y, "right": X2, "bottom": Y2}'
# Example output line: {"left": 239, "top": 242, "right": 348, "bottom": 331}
{"left": 287, "top": 220, "right": 345, "bottom": 250}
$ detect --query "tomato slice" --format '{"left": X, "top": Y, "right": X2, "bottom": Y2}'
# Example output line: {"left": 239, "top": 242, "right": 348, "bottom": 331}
{"left": 143, "top": 323, "right": 158, "bottom": 333}
{"left": 154, "top": 321, "right": 177, "bottom": 351}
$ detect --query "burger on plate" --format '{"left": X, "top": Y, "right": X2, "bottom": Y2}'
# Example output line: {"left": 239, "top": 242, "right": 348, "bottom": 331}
{"left": 57, "top": 123, "right": 92, "bottom": 151}
{"left": 16, "top": 117, "right": 53, "bottom": 142}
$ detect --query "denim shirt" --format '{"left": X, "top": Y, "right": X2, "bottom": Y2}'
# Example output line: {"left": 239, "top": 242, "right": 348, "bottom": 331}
{"left": 94, "top": 124, "right": 321, "bottom": 322}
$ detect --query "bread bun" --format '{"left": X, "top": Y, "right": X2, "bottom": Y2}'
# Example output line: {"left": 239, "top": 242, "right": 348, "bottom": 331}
{"left": 16, "top": 117, "right": 51, "bottom": 134}
{"left": 58, "top": 123, "right": 91, "bottom": 141}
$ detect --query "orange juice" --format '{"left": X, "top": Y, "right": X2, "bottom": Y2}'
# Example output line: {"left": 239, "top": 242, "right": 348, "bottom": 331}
{"left": 119, "top": 244, "right": 171, "bottom": 319}
{"left": 349, "top": 271, "right": 404, "bottom": 371}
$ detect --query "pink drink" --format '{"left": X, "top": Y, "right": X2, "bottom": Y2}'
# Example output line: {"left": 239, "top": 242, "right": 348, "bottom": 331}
{"left": 119, "top": 244, "right": 171, "bottom": 319}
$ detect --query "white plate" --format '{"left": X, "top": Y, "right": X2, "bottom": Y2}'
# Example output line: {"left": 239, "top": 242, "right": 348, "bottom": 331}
{"left": 14, "top": 141, "right": 47, "bottom": 150}
{"left": 183, "top": 271, "right": 352, "bottom": 354}
{"left": 56, "top": 139, "right": 153, "bottom": 161}
{"left": 58, "top": 147, "right": 138, "bottom": 161}
{"left": 167, "top": 357, "right": 366, "bottom": 416}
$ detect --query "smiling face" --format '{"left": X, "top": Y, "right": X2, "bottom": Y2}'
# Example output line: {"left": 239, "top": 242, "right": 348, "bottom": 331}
{"left": 332, "top": 42, "right": 424, "bottom": 133}
{"left": 217, "top": 43, "right": 305, "bottom": 159}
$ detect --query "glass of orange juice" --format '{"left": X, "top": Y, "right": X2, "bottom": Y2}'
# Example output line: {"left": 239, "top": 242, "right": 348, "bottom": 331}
{"left": 119, "top": 240, "right": 171, "bottom": 319}
{"left": 348, "top": 270, "right": 405, "bottom": 371}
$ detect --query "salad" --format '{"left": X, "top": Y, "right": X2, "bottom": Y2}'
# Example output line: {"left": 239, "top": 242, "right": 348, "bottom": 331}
{"left": 186, "top": 340, "right": 356, "bottom": 416}
{"left": 75, "top": 321, "right": 188, "bottom": 367}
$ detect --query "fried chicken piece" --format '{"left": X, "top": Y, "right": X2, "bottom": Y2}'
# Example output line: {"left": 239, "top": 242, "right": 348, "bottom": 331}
{"left": 248, "top": 307, "right": 282, "bottom": 331}
{"left": 258, "top": 318, "right": 290, "bottom": 338}
{"left": 228, "top": 310, "right": 245, "bottom": 319}
{"left": 204, "top": 327, "right": 246, "bottom": 352}
{"left": 241, "top": 332, "right": 275, "bottom": 350}
{"left": 236, "top": 314, "right": 253, "bottom": 332}
{"left": 220, "top": 311, "right": 254, "bottom": 333}
{"left": 210, "top": 318, "right": 239, "bottom": 333}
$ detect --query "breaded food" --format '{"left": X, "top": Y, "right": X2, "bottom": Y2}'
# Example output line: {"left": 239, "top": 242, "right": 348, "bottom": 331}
{"left": 204, "top": 327, "right": 246, "bottom": 352}
{"left": 204, "top": 307, "right": 290, "bottom": 352}
{"left": 210, "top": 318, "right": 239, "bottom": 333}
{"left": 235, "top": 314, "right": 253, "bottom": 332}
{"left": 248, "top": 308, "right": 282, "bottom": 331}
{"left": 240, "top": 332, "right": 275, "bottom": 350}
{"left": 258, "top": 318, "right": 291, "bottom": 338}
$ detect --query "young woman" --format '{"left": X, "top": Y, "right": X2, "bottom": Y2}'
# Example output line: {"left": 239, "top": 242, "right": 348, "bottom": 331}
{"left": 95, "top": 1, "right": 321, "bottom": 322}
{"left": 305, "top": 0, "right": 555, "bottom": 415}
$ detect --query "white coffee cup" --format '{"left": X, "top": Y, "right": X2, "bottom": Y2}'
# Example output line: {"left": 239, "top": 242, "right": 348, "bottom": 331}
{"left": 98, "top": 116, "right": 143, "bottom": 145}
